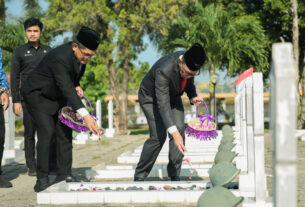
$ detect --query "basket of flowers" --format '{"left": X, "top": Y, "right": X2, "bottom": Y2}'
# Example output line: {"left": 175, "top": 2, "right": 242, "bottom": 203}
{"left": 58, "top": 95, "right": 104, "bottom": 135}
{"left": 185, "top": 100, "right": 217, "bottom": 141}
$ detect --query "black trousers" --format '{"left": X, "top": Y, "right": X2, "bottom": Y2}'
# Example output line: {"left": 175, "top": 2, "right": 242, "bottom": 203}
{"left": 21, "top": 101, "right": 36, "bottom": 169}
{"left": 23, "top": 91, "right": 72, "bottom": 179}
{"left": 0, "top": 105, "right": 5, "bottom": 175}
{"left": 134, "top": 98, "right": 185, "bottom": 179}
{"left": 21, "top": 101, "right": 57, "bottom": 171}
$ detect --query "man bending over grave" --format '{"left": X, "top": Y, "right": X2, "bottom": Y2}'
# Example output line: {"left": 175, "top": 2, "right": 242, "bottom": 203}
{"left": 134, "top": 43, "right": 206, "bottom": 181}
{"left": 21, "top": 26, "right": 101, "bottom": 192}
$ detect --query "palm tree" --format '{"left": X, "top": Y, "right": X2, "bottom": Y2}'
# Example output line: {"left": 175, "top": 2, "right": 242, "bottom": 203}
{"left": 156, "top": 4, "right": 269, "bottom": 116}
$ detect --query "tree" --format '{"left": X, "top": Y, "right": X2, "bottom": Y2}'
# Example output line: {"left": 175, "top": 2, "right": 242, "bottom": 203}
{"left": 200, "top": 0, "right": 305, "bottom": 128}
{"left": 0, "top": 0, "right": 23, "bottom": 71}
{"left": 43, "top": 0, "right": 144, "bottom": 134}
{"left": 0, "top": 0, "right": 48, "bottom": 72}
{"left": 155, "top": 4, "right": 269, "bottom": 116}
{"left": 23, "top": 0, "right": 43, "bottom": 19}
{"left": 290, "top": 0, "right": 299, "bottom": 65}
{"left": 0, "top": 22, "right": 26, "bottom": 71}
{"left": 0, "top": 0, "right": 6, "bottom": 21}
{"left": 289, "top": 0, "right": 302, "bottom": 127}
{"left": 236, "top": 0, "right": 305, "bottom": 128}
{"left": 108, "top": 0, "right": 194, "bottom": 134}
{"left": 129, "top": 62, "right": 150, "bottom": 94}
{"left": 43, "top": 0, "right": 194, "bottom": 134}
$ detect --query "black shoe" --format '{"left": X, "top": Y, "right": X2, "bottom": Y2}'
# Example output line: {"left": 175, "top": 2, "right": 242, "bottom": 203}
{"left": 0, "top": 175, "right": 12, "bottom": 188}
{"left": 170, "top": 176, "right": 180, "bottom": 181}
{"left": 134, "top": 177, "right": 145, "bottom": 181}
{"left": 55, "top": 174, "right": 79, "bottom": 183}
{"left": 34, "top": 177, "right": 49, "bottom": 192}
{"left": 28, "top": 168, "right": 37, "bottom": 176}
{"left": 65, "top": 175, "right": 79, "bottom": 182}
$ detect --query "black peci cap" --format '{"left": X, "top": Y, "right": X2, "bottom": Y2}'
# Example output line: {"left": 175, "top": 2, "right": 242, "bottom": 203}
{"left": 76, "top": 26, "right": 100, "bottom": 51}
{"left": 184, "top": 43, "right": 206, "bottom": 71}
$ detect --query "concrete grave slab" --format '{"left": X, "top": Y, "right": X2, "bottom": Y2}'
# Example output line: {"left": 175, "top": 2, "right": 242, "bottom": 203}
{"left": 37, "top": 181, "right": 254, "bottom": 205}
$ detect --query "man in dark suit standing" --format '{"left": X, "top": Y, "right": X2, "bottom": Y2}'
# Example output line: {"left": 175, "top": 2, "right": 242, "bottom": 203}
{"left": 21, "top": 27, "right": 100, "bottom": 192}
{"left": 11, "top": 18, "right": 52, "bottom": 176}
{"left": 134, "top": 43, "right": 206, "bottom": 181}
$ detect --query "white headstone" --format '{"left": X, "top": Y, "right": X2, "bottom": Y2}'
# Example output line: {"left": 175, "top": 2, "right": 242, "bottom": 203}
{"left": 238, "top": 81, "right": 248, "bottom": 172}
{"left": 238, "top": 76, "right": 255, "bottom": 192}
{"left": 136, "top": 116, "right": 147, "bottom": 125}
{"left": 134, "top": 104, "right": 140, "bottom": 114}
{"left": 245, "top": 77, "right": 255, "bottom": 192}
{"left": 234, "top": 94, "right": 240, "bottom": 138}
{"left": 96, "top": 100, "right": 102, "bottom": 127}
{"left": 105, "top": 100, "right": 115, "bottom": 138}
{"left": 270, "top": 43, "right": 297, "bottom": 207}
{"left": 3, "top": 97, "right": 15, "bottom": 164}
{"left": 252, "top": 72, "right": 267, "bottom": 203}
{"left": 73, "top": 132, "right": 89, "bottom": 144}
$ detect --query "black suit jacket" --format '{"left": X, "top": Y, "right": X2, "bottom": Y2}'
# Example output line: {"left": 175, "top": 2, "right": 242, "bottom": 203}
{"left": 138, "top": 51, "right": 197, "bottom": 129}
{"left": 10, "top": 42, "right": 52, "bottom": 103}
{"left": 21, "top": 42, "right": 85, "bottom": 115}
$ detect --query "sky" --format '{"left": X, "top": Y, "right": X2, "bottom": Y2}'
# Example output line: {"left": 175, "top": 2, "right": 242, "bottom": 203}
{"left": 5, "top": 0, "right": 161, "bottom": 66}
{"left": 5, "top": 0, "right": 235, "bottom": 85}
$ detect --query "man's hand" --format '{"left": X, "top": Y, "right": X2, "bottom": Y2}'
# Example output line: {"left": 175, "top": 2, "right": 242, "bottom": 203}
{"left": 172, "top": 131, "right": 187, "bottom": 155}
{"left": 83, "top": 115, "right": 99, "bottom": 135}
{"left": 75, "top": 86, "right": 84, "bottom": 97}
{"left": 191, "top": 97, "right": 203, "bottom": 107}
{"left": 13, "top": 103, "right": 22, "bottom": 116}
{"left": 1, "top": 93, "right": 9, "bottom": 111}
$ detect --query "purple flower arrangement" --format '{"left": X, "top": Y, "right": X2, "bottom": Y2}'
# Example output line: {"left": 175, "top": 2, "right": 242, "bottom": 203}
{"left": 58, "top": 95, "right": 104, "bottom": 135}
{"left": 185, "top": 100, "right": 218, "bottom": 141}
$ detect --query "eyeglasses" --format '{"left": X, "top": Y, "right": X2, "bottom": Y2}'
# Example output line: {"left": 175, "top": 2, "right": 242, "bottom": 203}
{"left": 179, "top": 61, "right": 200, "bottom": 77}
{"left": 79, "top": 48, "right": 95, "bottom": 59}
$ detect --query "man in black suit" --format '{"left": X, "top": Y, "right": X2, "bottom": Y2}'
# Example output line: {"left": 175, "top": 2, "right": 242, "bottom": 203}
{"left": 11, "top": 18, "right": 52, "bottom": 176}
{"left": 134, "top": 43, "right": 206, "bottom": 181}
{"left": 21, "top": 27, "right": 100, "bottom": 192}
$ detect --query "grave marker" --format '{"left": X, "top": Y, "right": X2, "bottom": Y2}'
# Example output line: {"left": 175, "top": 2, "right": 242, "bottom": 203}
{"left": 3, "top": 97, "right": 15, "bottom": 164}
{"left": 270, "top": 43, "right": 297, "bottom": 207}
{"left": 105, "top": 100, "right": 115, "bottom": 137}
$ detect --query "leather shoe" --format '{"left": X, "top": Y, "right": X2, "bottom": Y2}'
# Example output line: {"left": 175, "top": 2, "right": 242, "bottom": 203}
{"left": 55, "top": 174, "right": 79, "bottom": 183}
{"left": 134, "top": 177, "right": 144, "bottom": 181}
{"left": 34, "top": 177, "right": 49, "bottom": 192}
{"left": 0, "top": 175, "right": 12, "bottom": 188}
{"left": 65, "top": 175, "right": 79, "bottom": 182}
{"left": 170, "top": 176, "right": 180, "bottom": 181}
{"left": 28, "top": 168, "right": 37, "bottom": 176}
